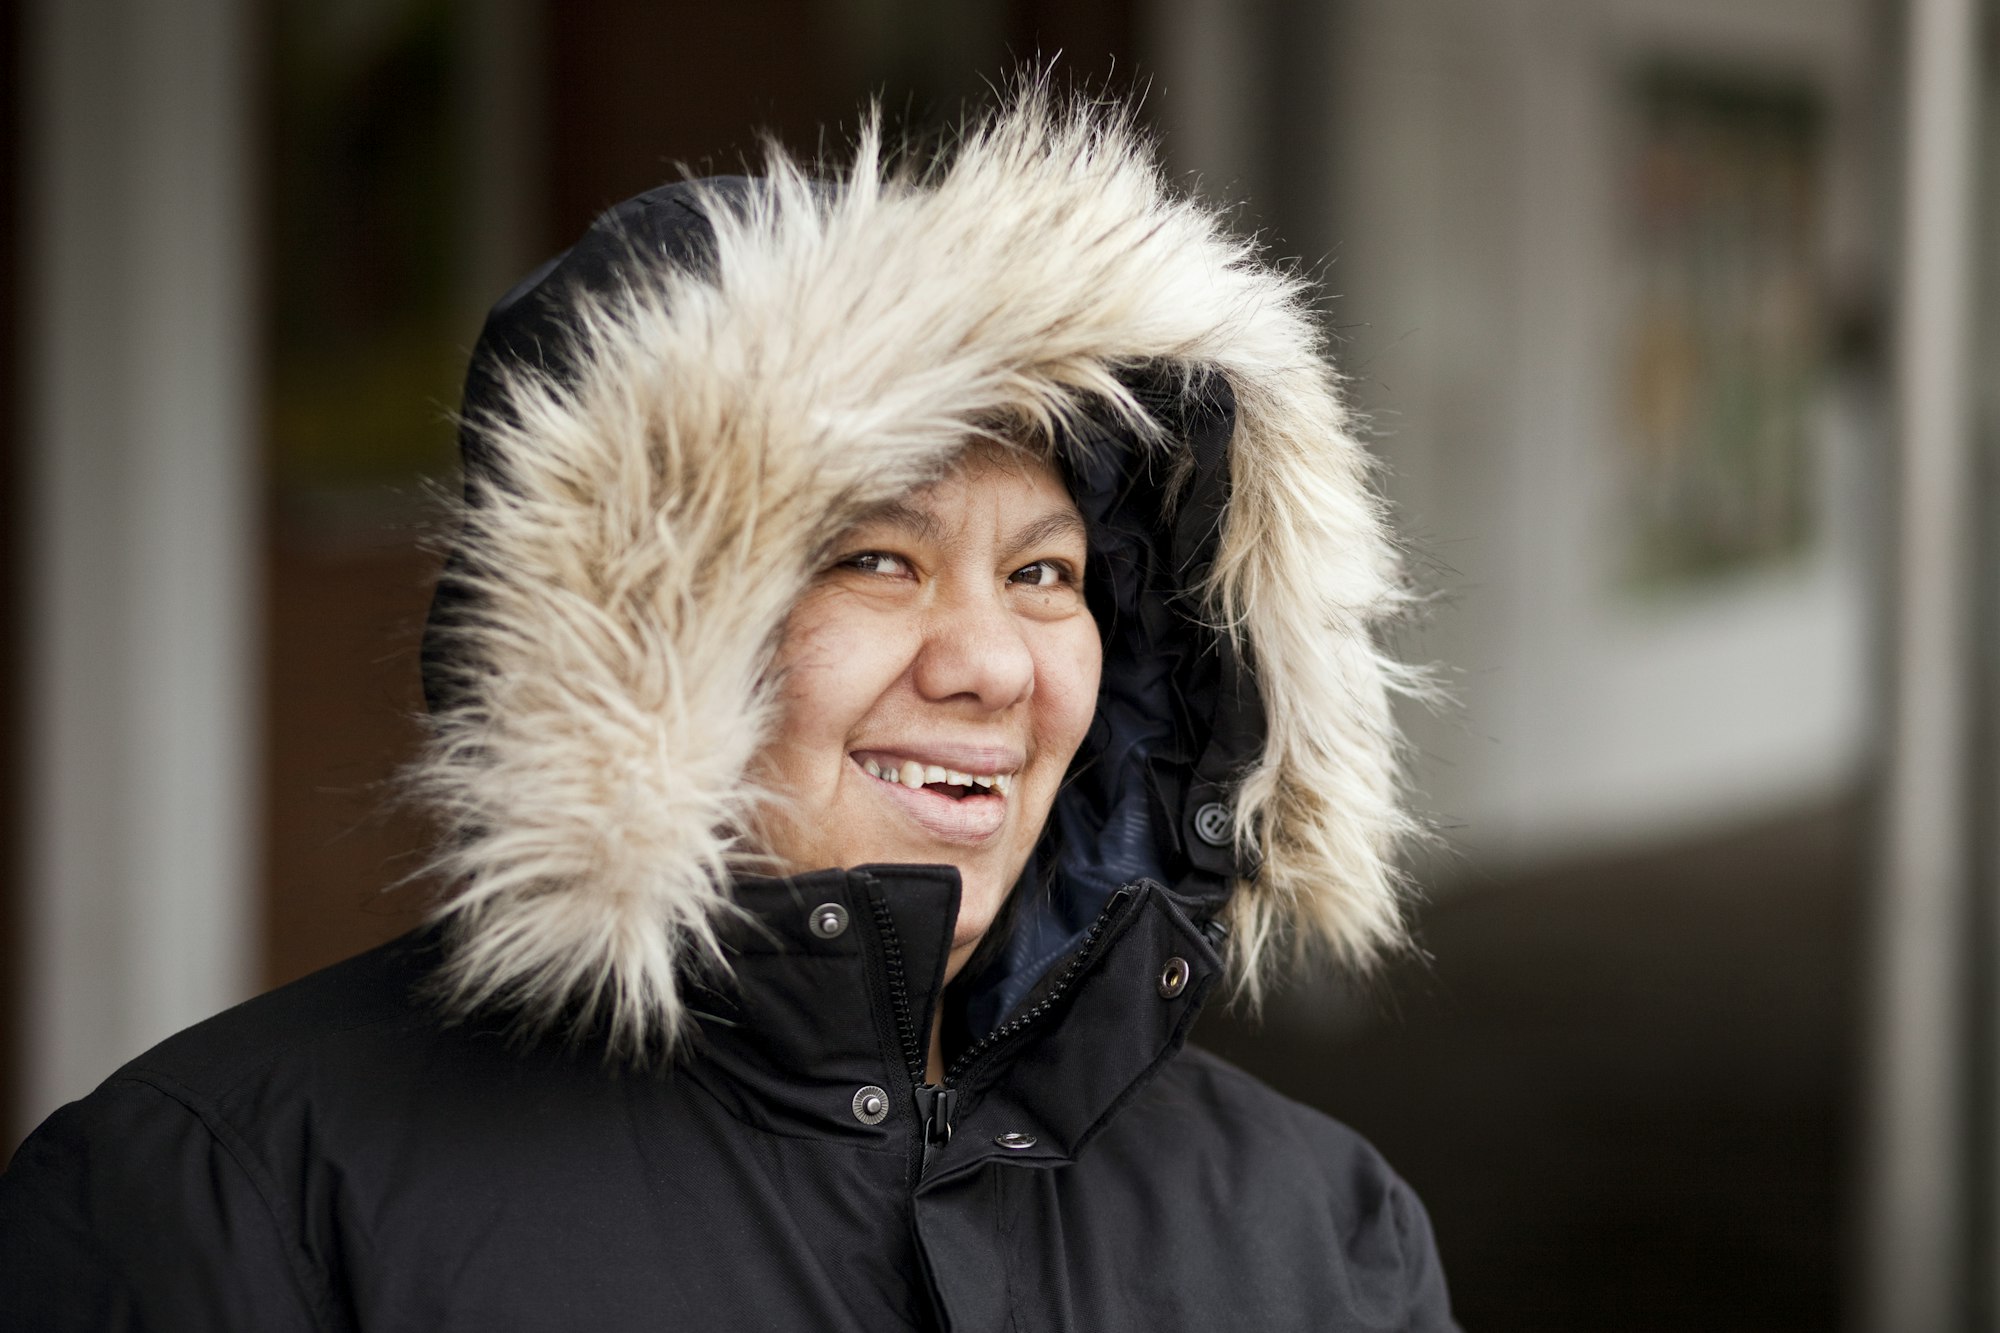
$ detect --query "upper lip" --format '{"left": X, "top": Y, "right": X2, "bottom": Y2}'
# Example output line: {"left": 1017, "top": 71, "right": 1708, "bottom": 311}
{"left": 850, "top": 743, "right": 1026, "bottom": 775}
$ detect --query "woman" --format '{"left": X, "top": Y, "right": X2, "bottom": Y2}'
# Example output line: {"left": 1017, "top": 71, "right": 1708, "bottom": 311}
{"left": 0, "top": 95, "right": 1455, "bottom": 1330}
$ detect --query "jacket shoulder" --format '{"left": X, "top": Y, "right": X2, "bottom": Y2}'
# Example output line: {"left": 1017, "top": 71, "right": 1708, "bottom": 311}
{"left": 1151, "top": 1043, "right": 1402, "bottom": 1173}
{"left": 0, "top": 939, "right": 439, "bottom": 1333}
{"left": 1103, "top": 1042, "right": 1459, "bottom": 1329}
{"left": 113, "top": 927, "right": 441, "bottom": 1101}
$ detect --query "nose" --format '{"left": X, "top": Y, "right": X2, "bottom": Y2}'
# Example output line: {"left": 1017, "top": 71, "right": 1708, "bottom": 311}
{"left": 911, "top": 579, "right": 1035, "bottom": 710}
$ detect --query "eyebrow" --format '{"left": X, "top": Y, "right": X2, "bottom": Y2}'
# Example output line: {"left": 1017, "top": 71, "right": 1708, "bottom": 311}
{"left": 850, "top": 499, "right": 948, "bottom": 546}
{"left": 1006, "top": 509, "right": 1088, "bottom": 556}
{"left": 846, "top": 500, "right": 1087, "bottom": 555}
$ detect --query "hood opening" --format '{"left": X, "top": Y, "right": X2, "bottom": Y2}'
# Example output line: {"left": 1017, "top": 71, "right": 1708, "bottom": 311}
{"left": 959, "top": 368, "right": 1264, "bottom": 1036}
{"left": 425, "top": 179, "right": 1264, "bottom": 1043}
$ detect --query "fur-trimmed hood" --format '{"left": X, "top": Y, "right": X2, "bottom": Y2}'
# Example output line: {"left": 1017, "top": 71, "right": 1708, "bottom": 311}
{"left": 415, "top": 93, "right": 1419, "bottom": 1058}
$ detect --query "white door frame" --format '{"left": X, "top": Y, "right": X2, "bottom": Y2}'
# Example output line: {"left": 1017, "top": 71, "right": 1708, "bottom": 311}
{"left": 17, "top": 0, "right": 259, "bottom": 1138}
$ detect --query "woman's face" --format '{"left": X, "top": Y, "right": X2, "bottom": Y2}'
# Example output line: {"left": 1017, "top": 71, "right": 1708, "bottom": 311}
{"left": 752, "top": 447, "right": 1101, "bottom": 982}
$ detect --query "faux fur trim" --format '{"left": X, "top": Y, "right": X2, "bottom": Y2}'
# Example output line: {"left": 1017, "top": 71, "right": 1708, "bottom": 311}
{"left": 413, "top": 91, "right": 1421, "bottom": 1057}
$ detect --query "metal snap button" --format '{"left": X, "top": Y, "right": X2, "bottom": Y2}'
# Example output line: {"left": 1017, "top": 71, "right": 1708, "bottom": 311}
{"left": 809, "top": 903, "right": 849, "bottom": 939}
{"left": 995, "top": 1132, "right": 1037, "bottom": 1151}
{"left": 1192, "top": 801, "right": 1232, "bottom": 848}
{"left": 1158, "top": 956, "right": 1191, "bottom": 999}
{"left": 852, "top": 1086, "right": 889, "bottom": 1125}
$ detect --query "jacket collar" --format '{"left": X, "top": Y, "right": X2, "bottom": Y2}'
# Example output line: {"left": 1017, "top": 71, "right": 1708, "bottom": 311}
{"left": 681, "top": 866, "right": 1223, "bottom": 1179}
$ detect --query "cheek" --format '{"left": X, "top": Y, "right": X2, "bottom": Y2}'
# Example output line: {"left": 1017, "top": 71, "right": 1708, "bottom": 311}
{"left": 754, "top": 607, "right": 914, "bottom": 869}
{"left": 1032, "top": 621, "right": 1104, "bottom": 757}
{"left": 768, "top": 604, "right": 912, "bottom": 773}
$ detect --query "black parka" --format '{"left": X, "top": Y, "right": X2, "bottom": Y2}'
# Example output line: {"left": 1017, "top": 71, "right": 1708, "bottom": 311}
{"left": 0, "top": 872, "right": 1452, "bottom": 1330}
{"left": 1, "top": 94, "right": 1456, "bottom": 1331}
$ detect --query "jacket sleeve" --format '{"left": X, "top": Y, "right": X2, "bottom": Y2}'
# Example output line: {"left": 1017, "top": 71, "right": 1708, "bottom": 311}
{"left": 0, "top": 1074, "right": 327, "bottom": 1333}
{"left": 1386, "top": 1170, "right": 1461, "bottom": 1333}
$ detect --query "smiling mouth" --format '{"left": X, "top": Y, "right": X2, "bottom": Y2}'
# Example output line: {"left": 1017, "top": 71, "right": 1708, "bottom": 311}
{"left": 854, "top": 753, "right": 1013, "bottom": 799}
{"left": 850, "top": 751, "right": 1015, "bottom": 844}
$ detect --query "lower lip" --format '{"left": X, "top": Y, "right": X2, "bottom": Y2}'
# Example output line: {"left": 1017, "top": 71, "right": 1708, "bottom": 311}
{"left": 857, "top": 762, "right": 1009, "bottom": 845}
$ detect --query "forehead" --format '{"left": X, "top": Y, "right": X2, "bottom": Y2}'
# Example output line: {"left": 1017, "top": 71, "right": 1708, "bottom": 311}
{"left": 852, "top": 445, "right": 1082, "bottom": 540}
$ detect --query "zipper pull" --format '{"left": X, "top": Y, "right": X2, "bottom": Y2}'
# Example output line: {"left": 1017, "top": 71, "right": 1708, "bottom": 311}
{"left": 914, "top": 1084, "right": 957, "bottom": 1175}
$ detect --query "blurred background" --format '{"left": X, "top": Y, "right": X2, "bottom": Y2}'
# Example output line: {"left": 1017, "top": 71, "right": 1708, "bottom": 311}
{"left": 1, "top": 0, "right": 1996, "bottom": 1328}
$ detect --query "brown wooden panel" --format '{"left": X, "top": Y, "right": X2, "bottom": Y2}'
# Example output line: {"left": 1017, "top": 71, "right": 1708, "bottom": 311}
{"left": 543, "top": 0, "right": 1145, "bottom": 253}
{"left": 545, "top": 0, "right": 847, "bottom": 249}
{"left": 1007, "top": 0, "right": 1140, "bottom": 100}
{"left": 260, "top": 537, "right": 436, "bottom": 990}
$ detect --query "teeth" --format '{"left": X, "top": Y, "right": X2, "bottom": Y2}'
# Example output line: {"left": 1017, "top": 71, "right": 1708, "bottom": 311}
{"left": 862, "top": 755, "right": 1015, "bottom": 795}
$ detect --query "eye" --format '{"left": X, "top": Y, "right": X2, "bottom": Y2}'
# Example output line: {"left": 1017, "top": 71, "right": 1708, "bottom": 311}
{"left": 1009, "top": 559, "right": 1074, "bottom": 588}
{"left": 838, "top": 551, "right": 910, "bottom": 577}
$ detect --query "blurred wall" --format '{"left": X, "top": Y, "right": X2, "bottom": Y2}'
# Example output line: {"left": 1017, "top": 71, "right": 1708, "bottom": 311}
{"left": 1159, "top": 4, "right": 1901, "bottom": 1328}
{"left": 1321, "top": 0, "right": 1885, "bottom": 874}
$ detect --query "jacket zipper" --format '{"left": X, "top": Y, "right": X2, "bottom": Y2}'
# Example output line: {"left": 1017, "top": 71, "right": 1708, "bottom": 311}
{"left": 862, "top": 876, "right": 1138, "bottom": 1179}
{"left": 866, "top": 892, "right": 929, "bottom": 1084}
{"left": 863, "top": 889, "right": 956, "bottom": 1177}
{"left": 940, "top": 885, "right": 1131, "bottom": 1088}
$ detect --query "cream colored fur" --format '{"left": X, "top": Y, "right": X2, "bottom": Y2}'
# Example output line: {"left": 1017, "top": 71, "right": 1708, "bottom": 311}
{"left": 414, "top": 91, "right": 1421, "bottom": 1058}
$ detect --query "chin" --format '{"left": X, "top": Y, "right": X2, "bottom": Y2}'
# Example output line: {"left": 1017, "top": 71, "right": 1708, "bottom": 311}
{"left": 951, "top": 865, "right": 1010, "bottom": 926}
